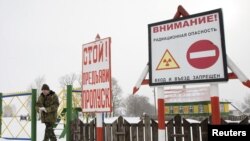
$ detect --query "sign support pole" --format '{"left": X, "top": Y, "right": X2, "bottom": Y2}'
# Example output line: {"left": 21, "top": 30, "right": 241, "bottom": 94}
{"left": 95, "top": 34, "right": 103, "bottom": 141}
{"left": 96, "top": 113, "right": 103, "bottom": 141}
{"left": 157, "top": 87, "right": 166, "bottom": 141}
{"left": 210, "top": 83, "right": 221, "bottom": 125}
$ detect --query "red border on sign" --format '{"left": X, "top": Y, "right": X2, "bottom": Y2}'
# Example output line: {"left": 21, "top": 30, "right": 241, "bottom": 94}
{"left": 82, "top": 37, "right": 112, "bottom": 113}
{"left": 186, "top": 40, "right": 219, "bottom": 69}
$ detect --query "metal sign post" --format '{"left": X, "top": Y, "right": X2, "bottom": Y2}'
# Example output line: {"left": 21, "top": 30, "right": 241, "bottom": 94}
{"left": 210, "top": 83, "right": 221, "bottom": 124}
{"left": 96, "top": 113, "right": 103, "bottom": 141}
{"left": 157, "top": 87, "right": 166, "bottom": 140}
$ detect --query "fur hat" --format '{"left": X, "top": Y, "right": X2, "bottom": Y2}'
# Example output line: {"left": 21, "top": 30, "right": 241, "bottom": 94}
{"left": 41, "top": 84, "right": 50, "bottom": 90}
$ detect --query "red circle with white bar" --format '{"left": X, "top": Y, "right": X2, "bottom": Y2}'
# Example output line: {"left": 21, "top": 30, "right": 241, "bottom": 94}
{"left": 186, "top": 40, "right": 219, "bottom": 69}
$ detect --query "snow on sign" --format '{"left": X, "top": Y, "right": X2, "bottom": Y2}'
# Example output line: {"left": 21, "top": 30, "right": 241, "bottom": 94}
{"left": 82, "top": 37, "right": 112, "bottom": 112}
{"left": 148, "top": 9, "right": 228, "bottom": 86}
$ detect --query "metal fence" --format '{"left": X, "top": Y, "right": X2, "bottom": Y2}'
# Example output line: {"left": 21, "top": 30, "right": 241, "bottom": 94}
{"left": 0, "top": 90, "right": 37, "bottom": 141}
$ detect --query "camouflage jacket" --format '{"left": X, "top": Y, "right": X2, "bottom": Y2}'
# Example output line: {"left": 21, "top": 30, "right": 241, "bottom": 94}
{"left": 35, "top": 90, "right": 59, "bottom": 123}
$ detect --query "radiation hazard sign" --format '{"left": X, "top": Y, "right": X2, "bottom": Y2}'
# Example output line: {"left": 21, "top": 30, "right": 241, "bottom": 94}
{"left": 148, "top": 9, "right": 228, "bottom": 86}
{"left": 156, "top": 50, "right": 179, "bottom": 70}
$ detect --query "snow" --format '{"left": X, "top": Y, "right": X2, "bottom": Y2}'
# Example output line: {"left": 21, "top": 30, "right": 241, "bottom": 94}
{"left": 104, "top": 117, "right": 117, "bottom": 124}
{"left": 104, "top": 117, "right": 141, "bottom": 124}
{"left": 123, "top": 117, "right": 141, "bottom": 124}
{"left": 225, "top": 120, "right": 241, "bottom": 123}
{"left": 0, "top": 117, "right": 206, "bottom": 141}
{"left": 186, "top": 119, "right": 200, "bottom": 123}
{"left": 0, "top": 116, "right": 143, "bottom": 141}
{"left": 0, "top": 118, "right": 66, "bottom": 141}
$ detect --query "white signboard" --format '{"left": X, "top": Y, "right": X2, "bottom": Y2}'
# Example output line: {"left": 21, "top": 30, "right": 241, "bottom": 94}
{"left": 148, "top": 9, "right": 228, "bottom": 86}
{"left": 165, "top": 87, "right": 210, "bottom": 103}
{"left": 82, "top": 37, "right": 112, "bottom": 112}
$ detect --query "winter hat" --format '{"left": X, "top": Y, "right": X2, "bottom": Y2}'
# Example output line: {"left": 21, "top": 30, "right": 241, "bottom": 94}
{"left": 41, "top": 84, "right": 50, "bottom": 90}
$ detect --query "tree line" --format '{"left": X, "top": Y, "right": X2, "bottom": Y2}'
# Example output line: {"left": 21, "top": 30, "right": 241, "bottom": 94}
{"left": 3, "top": 73, "right": 156, "bottom": 117}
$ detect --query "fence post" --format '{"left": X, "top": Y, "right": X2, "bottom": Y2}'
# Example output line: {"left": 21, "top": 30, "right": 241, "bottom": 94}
{"left": 0, "top": 93, "right": 2, "bottom": 138}
{"left": 66, "top": 85, "right": 73, "bottom": 141}
{"left": 31, "top": 89, "right": 37, "bottom": 141}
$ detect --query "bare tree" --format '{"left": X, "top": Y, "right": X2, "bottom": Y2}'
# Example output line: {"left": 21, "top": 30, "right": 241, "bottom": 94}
{"left": 27, "top": 76, "right": 46, "bottom": 118}
{"left": 242, "top": 93, "right": 250, "bottom": 115}
{"left": 3, "top": 105, "right": 14, "bottom": 117}
{"left": 34, "top": 76, "right": 46, "bottom": 94}
{"left": 112, "top": 78, "right": 122, "bottom": 116}
{"left": 122, "top": 95, "right": 156, "bottom": 117}
{"left": 59, "top": 73, "right": 77, "bottom": 88}
{"left": 27, "top": 76, "right": 46, "bottom": 106}
{"left": 28, "top": 76, "right": 46, "bottom": 93}
{"left": 76, "top": 73, "right": 82, "bottom": 88}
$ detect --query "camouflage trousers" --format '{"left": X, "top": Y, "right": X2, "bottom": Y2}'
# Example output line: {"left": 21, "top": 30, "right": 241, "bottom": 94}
{"left": 43, "top": 122, "right": 57, "bottom": 141}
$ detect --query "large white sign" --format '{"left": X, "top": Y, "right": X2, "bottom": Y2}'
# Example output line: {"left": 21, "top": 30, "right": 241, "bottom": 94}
{"left": 82, "top": 37, "right": 112, "bottom": 112}
{"left": 148, "top": 9, "right": 228, "bottom": 86}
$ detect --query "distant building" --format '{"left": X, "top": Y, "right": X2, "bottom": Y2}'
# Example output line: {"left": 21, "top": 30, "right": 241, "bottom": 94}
{"left": 164, "top": 86, "right": 231, "bottom": 117}
{"left": 165, "top": 101, "right": 230, "bottom": 116}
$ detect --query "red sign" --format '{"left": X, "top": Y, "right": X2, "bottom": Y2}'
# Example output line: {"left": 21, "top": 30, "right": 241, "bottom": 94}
{"left": 82, "top": 37, "right": 112, "bottom": 112}
{"left": 186, "top": 40, "right": 219, "bottom": 69}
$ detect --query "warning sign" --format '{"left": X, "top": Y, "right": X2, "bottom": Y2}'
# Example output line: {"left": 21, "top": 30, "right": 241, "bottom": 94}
{"left": 82, "top": 37, "right": 112, "bottom": 112}
{"left": 148, "top": 9, "right": 228, "bottom": 86}
{"left": 156, "top": 50, "right": 180, "bottom": 70}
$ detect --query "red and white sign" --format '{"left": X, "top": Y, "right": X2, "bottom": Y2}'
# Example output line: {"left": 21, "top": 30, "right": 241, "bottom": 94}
{"left": 82, "top": 37, "right": 112, "bottom": 112}
{"left": 187, "top": 40, "right": 219, "bottom": 69}
{"left": 148, "top": 9, "right": 228, "bottom": 86}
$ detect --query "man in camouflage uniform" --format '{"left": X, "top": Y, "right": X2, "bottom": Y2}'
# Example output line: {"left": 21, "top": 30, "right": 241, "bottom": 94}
{"left": 36, "top": 84, "right": 59, "bottom": 141}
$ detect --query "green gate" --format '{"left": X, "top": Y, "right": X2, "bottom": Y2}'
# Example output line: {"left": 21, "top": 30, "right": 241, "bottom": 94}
{"left": 0, "top": 89, "right": 37, "bottom": 141}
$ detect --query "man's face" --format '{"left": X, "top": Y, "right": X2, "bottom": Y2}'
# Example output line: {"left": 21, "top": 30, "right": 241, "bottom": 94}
{"left": 42, "top": 90, "right": 50, "bottom": 96}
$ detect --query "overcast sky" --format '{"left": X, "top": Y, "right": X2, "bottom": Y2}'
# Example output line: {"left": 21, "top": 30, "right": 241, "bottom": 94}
{"left": 0, "top": 0, "right": 250, "bottom": 104}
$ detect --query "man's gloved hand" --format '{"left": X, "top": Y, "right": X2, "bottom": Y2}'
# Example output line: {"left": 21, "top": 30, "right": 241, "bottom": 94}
{"left": 39, "top": 107, "right": 47, "bottom": 113}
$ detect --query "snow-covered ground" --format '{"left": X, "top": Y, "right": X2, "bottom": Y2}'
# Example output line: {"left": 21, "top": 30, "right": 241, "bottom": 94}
{"left": 0, "top": 118, "right": 66, "bottom": 141}
{"left": 0, "top": 117, "right": 141, "bottom": 141}
{"left": 1, "top": 117, "right": 230, "bottom": 141}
